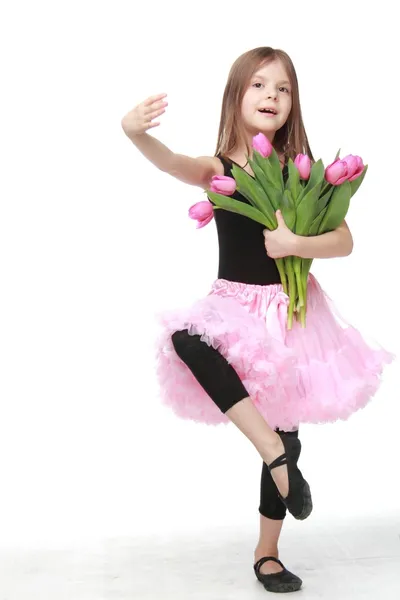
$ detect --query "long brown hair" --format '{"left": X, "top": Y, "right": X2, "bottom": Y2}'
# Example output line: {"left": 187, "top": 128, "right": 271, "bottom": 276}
{"left": 215, "top": 47, "right": 314, "bottom": 164}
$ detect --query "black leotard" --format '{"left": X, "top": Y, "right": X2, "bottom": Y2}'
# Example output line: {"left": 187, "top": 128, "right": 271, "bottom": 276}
{"left": 209, "top": 155, "right": 288, "bottom": 286}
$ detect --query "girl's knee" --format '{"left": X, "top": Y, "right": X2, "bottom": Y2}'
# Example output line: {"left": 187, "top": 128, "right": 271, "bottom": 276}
{"left": 171, "top": 329, "right": 191, "bottom": 353}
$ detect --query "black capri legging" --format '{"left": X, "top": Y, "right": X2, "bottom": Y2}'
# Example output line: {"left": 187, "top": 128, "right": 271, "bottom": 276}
{"left": 171, "top": 329, "right": 298, "bottom": 520}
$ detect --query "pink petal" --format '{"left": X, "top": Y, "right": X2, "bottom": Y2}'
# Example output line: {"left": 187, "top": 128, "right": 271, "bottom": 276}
{"left": 335, "top": 174, "right": 349, "bottom": 185}
{"left": 210, "top": 175, "right": 236, "bottom": 195}
{"left": 295, "top": 154, "right": 311, "bottom": 179}
{"left": 189, "top": 201, "right": 213, "bottom": 220}
{"left": 252, "top": 132, "right": 273, "bottom": 158}
{"left": 294, "top": 153, "right": 304, "bottom": 168}
{"left": 325, "top": 159, "right": 347, "bottom": 184}
{"left": 348, "top": 156, "right": 365, "bottom": 181}
{"left": 196, "top": 213, "right": 214, "bottom": 228}
{"left": 341, "top": 155, "right": 359, "bottom": 179}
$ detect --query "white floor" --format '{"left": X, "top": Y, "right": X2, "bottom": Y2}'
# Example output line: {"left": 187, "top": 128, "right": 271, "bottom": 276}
{"left": 1, "top": 517, "right": 399, "bottom": 599}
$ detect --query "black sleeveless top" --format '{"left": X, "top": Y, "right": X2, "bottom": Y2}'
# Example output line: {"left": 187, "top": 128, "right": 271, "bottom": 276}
{"left": 208, "top": 155, "right": 289, "bottom": 286}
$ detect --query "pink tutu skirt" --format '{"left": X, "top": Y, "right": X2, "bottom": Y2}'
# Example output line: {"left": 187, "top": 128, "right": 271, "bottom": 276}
{"left": 155, "top": 274, "right": 395, "bottom": 431}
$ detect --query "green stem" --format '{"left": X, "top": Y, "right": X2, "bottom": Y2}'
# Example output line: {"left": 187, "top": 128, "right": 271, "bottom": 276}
{"left": 292, "top": 262, "right": 310, "bottom": 327}
{"left": 275, "top": 258, "right": 288, "bottom": 295}
{"left": 285, "top": 256, "right": 297, "bottom": 330}
{"left": 300, "top": 268, "right": 310, "bottom": 327}
{"left": 321, "top": 181, "right": 330, "bottom": 196}
{"left": 293, "top": 257, "right": 304, "bottom": 308}
{"left": 300, "top": 280, "right": 307, "bottom": 327}
{"left": 299, "top": 303, "right": 306, "bottom": 327}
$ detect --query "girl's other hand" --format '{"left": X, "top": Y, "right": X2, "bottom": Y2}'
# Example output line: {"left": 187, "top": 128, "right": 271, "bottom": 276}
{"left": 121, "top": 93, "right": 168, "bottom": 138}
{"left": 263, "top": 210, "right": 298, "bottom": 259}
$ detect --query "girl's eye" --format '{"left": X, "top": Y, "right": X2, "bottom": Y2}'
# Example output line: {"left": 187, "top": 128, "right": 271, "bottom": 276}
{"left": 253, "top": 83, "right": 290, "bottom": 93}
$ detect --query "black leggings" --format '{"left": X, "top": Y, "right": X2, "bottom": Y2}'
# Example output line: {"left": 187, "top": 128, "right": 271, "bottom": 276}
{"left": 172, "top": 329, "right": 298, "bottom": 520}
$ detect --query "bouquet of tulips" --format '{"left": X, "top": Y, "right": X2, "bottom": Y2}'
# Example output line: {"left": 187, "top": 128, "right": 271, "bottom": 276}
{"left": 189, "top": 133, "right": 368, "bottom": 329}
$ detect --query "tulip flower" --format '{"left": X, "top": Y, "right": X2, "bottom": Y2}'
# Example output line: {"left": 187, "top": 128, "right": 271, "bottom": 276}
{"left": 341, "top": 154, "right": 364, "bottom": 182}
{"left": 325, "top": 159, "right": 349, "bottom": 185}
{"left": 325, "top": 155, "right": 365, "bottom": 186}
{"left": 252, "top": 132, "right": 273, "bottom": 158}
{"left": 210, "top": 175, "right": 237, "bottom": 196}
{"left": 188, "top": 201, "right": 214, "bottom": 228}
{"left": 294, "top": 154, "right": 311, "bottom": 180}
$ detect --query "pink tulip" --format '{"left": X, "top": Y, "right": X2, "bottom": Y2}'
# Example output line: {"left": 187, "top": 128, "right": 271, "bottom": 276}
{"left": 325, "top": 159, "right": 349, "bottom": 185}
{"left": 294, "top": 153, "right": 311, "bottom": 180}
{"left": 188, "top": 201, "right": 214, "bottom": 228}
{"left": 209, "top": 175, "right": 236, "bottom": 196}
{"left": 252, "top": 132, "right": 273, "bottom": 158}
{"left": 341, "top": 154, "right": 365, "bottom": 182}
{"left": 325, "top": 155, "right": 365, "bottom": 185}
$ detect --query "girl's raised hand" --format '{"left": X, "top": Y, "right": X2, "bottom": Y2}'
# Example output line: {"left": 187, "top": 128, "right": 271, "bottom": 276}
{"left": 121, "top": 93, "right": 168, "bottom": 137}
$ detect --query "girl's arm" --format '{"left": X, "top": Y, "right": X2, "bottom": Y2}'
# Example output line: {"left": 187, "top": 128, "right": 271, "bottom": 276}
{"left": 121, "top": 94, "right": 223, "bottom": 189}
{"left": 128, "top": 132, "right": 223, "bottom": 189}
{"left": 294, "top": 220, "right": 353, "bottom": 258}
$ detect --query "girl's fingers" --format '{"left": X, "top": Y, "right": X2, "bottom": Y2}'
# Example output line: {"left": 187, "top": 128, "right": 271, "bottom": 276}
{"left": 144, "top": 101, "right": 167, "bottom": 116}
{"left": 136, "top": 95, "right": 167, "bottom": 132}
{"left": 146, "top": 108, "right": 166, "bottom": 120}
{"left": 144, "top": 109, "right": 165, "bottom": 126}
{"left": 143, "top": 93, "right": 167, "bottom": 107}
{"left": 144, "top": 119, "right": 162, "bottom": 129}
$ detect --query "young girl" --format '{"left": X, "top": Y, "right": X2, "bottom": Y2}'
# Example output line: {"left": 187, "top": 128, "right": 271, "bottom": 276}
{"left": 121, "top": 47, "right": 394, "bottom": 594}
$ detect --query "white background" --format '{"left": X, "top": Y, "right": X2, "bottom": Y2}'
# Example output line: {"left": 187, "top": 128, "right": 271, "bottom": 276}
{"left": 0, "top": 0, "right": 399, "bottom": 563}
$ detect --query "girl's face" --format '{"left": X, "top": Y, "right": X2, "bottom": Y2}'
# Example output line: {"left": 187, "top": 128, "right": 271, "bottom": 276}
{"left": 241, "top": 60, "right": 293, "bottom": 141}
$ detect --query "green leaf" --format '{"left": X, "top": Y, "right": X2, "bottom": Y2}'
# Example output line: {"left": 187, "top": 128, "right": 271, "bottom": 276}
{"left": 309, "top": 206, "right": 328, "bottom": 235}
{"left": 247, "top": 160, "right": 278, "bottom": 209}
{"left": 252, "top": 149, "right": 283, "bottom": 191}
{"left": 314, "top": 186, "right": 334, "bottom": 215}
{"left": 286, "top": 158, "right": 302, "bottom": 205}
{"left": 294, "top": 180, "right": 324, "bottom": 236}
{"left": 306, "top": 159, "right": 325, "bottom": 190}
{"left": 318, "top": 180, "right": 352, "bottom": 233}
{"left": 252, "top": 151, "right": 274, "bottom": 182}
{"left": 207, "top": 191, "right": 271, "bottom": 227}
{"left": 280, "top": 188, "right": 296, "bottom": 231}
{"left": 249, "top": 159, "right": 283, "bottom": 213}
{"left": 266, "top": 186, "right": 284, "bottom": 213}
{"left": 231, "top": 164, "right": 277, "bottom": 224}
{"left": 268, "top": 147, "right": 285, "bottom": 190}
{"left": 297, "top": 159, "right": 325, "bottom": 206}
{"left": 349, "top": 164, "right": 368, "bottom": 197}
{"left": 334, "top": 148, "right": 341, "bottom": 161}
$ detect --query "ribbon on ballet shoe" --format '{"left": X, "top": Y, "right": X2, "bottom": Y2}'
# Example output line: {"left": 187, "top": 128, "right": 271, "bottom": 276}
{"left": 266, "top": 291, "right": 290, "bottom": 343}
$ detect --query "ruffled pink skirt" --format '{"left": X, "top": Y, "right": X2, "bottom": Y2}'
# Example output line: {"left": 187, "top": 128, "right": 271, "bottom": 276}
{"left": 155, "top": 274, "right": 395, "bottom": 431}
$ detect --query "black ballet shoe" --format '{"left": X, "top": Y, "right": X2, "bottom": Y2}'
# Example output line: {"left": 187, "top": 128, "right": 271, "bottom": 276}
{"left": 254, "top": 556, "right": 302, "bottom": 593}
{"left": 268, "top": 433, "right": 313, "bottom": 521}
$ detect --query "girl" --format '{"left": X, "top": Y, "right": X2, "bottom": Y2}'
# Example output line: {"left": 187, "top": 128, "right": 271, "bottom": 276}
{"left": 121, "top": 47, "right": 394, "bottom": 594}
